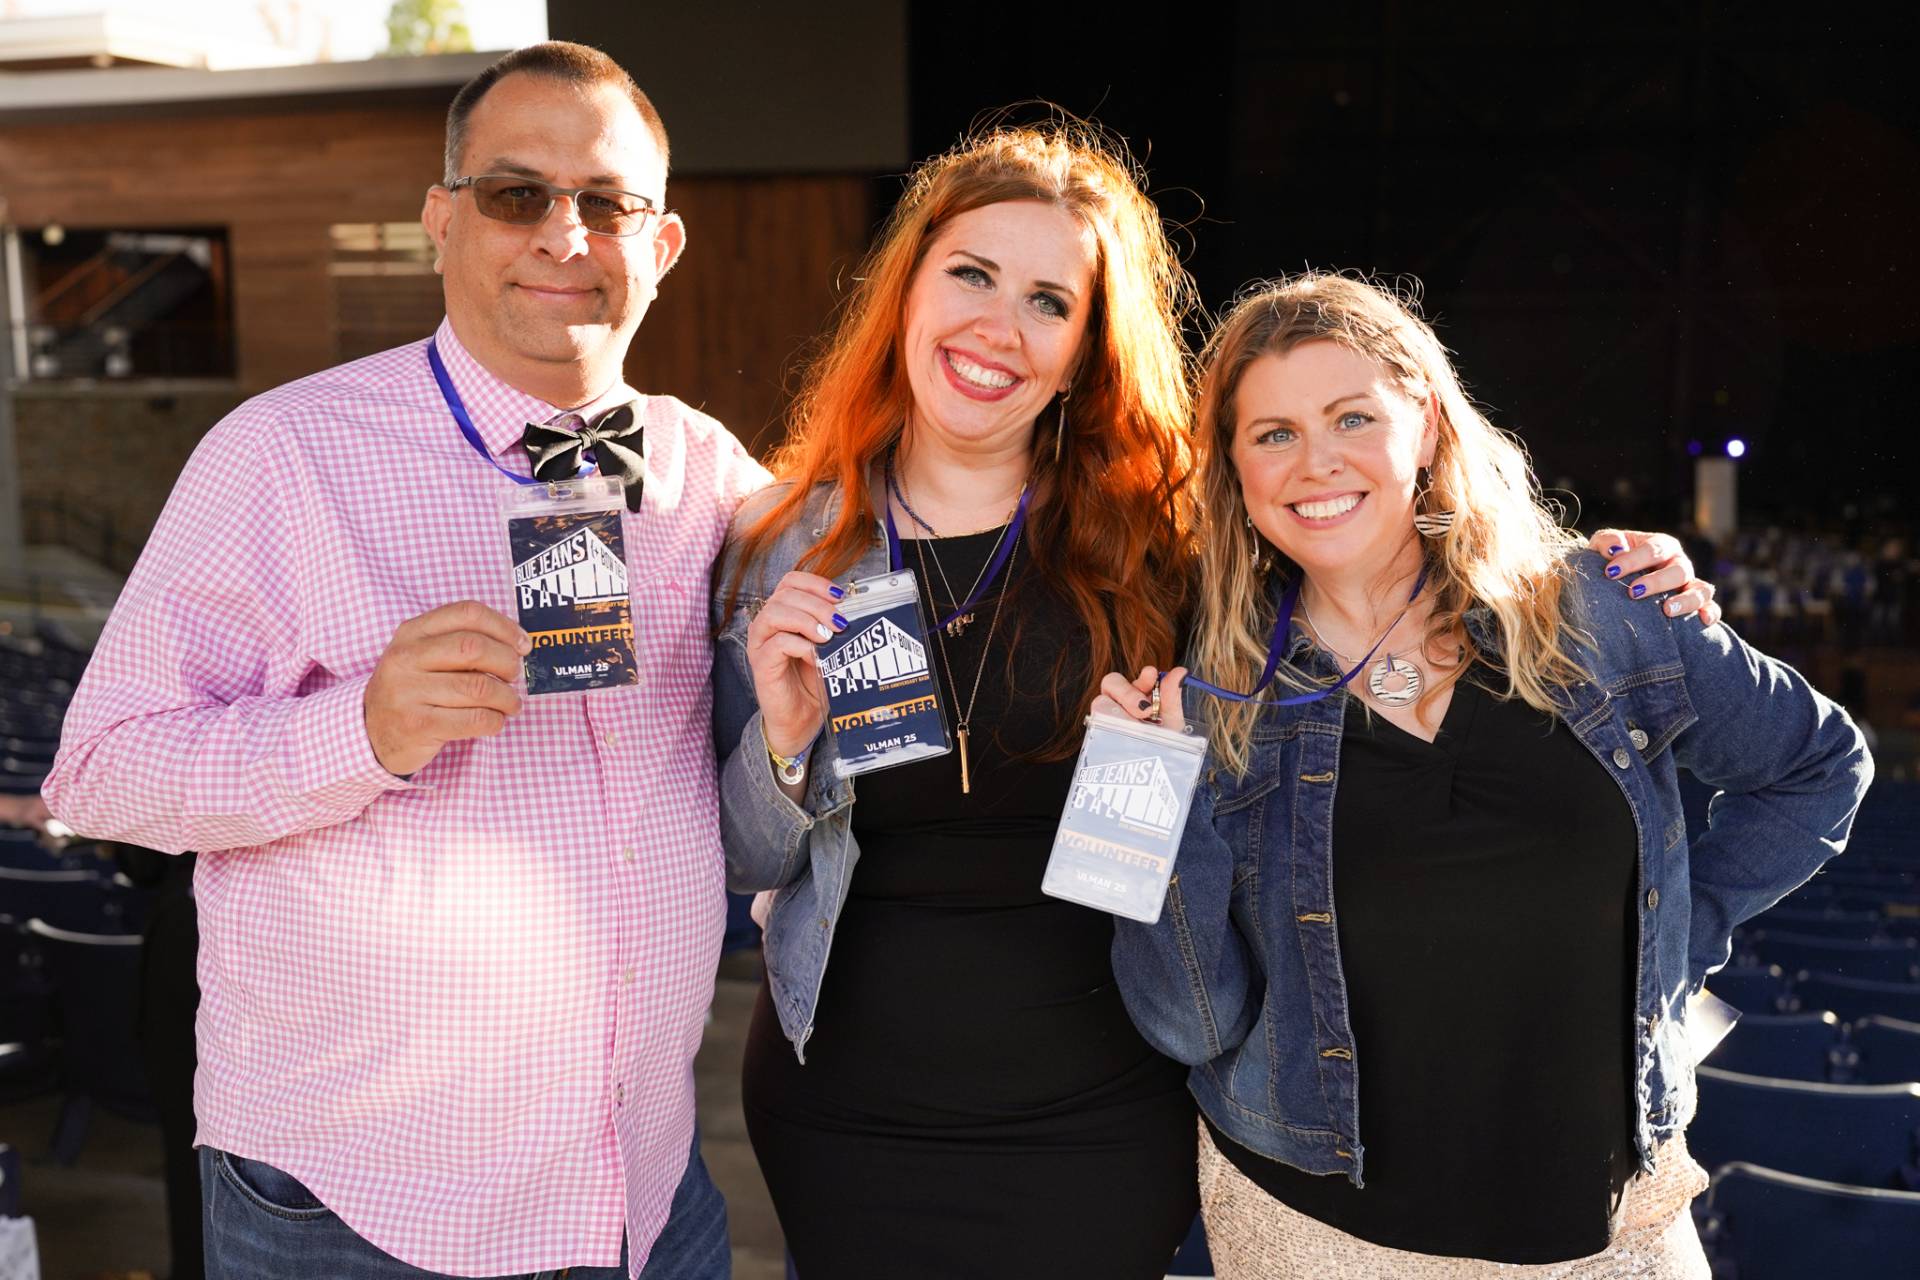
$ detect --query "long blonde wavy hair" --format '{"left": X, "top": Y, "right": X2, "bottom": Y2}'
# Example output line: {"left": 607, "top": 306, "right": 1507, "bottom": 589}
{"left": 1191, "top": 272, "right": 1589, "bottom": 774}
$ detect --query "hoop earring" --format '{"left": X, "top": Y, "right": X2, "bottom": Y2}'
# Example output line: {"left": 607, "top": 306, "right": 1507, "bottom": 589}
{"left": 1413, "top": 469, "right": 1457, "bottom": 538}
{"left": 1053, "top": 386, "right": 1072, "bottom": 464}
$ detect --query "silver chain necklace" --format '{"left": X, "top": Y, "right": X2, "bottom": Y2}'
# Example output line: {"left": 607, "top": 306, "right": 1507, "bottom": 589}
{"left": 893, "top": 468, "right": 1017, "bottom": 638}
{"left": 1298, "top": 591, "right": 1424, "bottom": 707}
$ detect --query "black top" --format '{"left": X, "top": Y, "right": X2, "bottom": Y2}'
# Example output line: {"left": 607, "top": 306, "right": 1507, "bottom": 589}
{"left": 748, "top": 526, "right": 1190, "bottom": 1121}
{"left": 1206, "top": 674, "right": 1641, "bottom": 1263}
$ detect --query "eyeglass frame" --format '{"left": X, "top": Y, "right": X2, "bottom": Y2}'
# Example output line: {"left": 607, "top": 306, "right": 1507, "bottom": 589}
{"left": 445, "top": 174, "right": 671, "bottom": 238}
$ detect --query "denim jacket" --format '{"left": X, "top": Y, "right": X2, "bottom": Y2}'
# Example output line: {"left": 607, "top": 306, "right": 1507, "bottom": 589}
{"left": 1111, "top": 551, "right": 1873, "bottom": 1185}
{"left": 711, "top": 479, "right": 889, "bottom": 1062}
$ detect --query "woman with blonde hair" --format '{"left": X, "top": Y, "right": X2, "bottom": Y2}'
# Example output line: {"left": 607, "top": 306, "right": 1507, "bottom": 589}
{"left": 1100, "top": 272, "right": 1870, "bottom": 1276}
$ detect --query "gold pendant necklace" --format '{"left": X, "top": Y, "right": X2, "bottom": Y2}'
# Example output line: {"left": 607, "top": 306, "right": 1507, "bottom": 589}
{"left": 915, "top": 530, "right": 1019, "bottom": 795}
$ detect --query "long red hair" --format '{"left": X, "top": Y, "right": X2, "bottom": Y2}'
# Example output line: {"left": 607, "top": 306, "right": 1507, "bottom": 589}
{"left": 728, "top": 119, "right": 1198, "bottom": 754}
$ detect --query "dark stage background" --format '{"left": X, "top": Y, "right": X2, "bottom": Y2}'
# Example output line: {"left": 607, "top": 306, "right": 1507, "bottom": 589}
{"left": 562, "top": 0, "right": 1917, "bottom": 537}
{"left": 906, "top": 3, "right": 1917, "bottom": 537}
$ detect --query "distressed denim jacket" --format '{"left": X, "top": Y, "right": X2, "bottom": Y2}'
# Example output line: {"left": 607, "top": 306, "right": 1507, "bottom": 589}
{"left": 711, "top": 480, "right": 888, "bottom": 1062}
{"left": 1110, "top": 551, "right": 1873, "bottom": 1186}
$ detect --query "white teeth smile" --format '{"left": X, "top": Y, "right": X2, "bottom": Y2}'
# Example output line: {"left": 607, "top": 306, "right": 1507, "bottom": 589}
{"left": 1292, "top": 494, "right": 1362, "bottom": 520}
{"left": 945, "top": 351, "right": 1017, "bottom": 389}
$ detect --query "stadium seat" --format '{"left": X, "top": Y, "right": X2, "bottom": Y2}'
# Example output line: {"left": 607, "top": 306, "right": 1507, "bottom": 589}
{"left": 1852, "top": 1017, "right": 1920, "bottom": 1086}
{"left": 1702, "top": 1011, "right": 1845, "bottom": 1082}
{"left": 1793, "top": 972, "right": 1920, "bottom": 1024}
{"left": 1748, "top": 932, "right": 1920, "bottom": 984}
{"left": 1690, "top": 1066, "right": 1920, "bottom": 1189}
{"left": 1701, "top": 1162, "right": 1920, "bottom": 1280}
{"left": 26, "top": 920, "right": 153, "bottom": 1163}
{"left": 1746, "top": 907, "right": 1885, "bottom": 941}
{"left": 0, "top": 868, "right": 130, "bottom": 934}
{"left": 0, "top": 832, "right": 88, "bottom": 874}
{"left": 1704, "top": 964, "right": 1791, "bottom": 1014}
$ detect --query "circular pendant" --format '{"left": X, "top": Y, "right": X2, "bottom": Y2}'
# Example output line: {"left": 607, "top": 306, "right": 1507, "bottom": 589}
{"left": 1367, "top": 654, "right": 1422, "bottom": 706}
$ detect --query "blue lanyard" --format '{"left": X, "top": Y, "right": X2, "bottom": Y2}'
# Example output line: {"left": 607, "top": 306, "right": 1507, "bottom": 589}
{"left": 1183, "top": 564, "right": 1431, "bottom": 707}
{"left": 426, "top": 339, "right": 591, "bottom": 484}
{"left": 882, "top": 464, "right": 1034, "bottom": 634}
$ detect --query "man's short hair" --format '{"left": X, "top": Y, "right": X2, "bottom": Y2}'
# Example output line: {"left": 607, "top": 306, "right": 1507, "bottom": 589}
{"left": 444, "top": 42, "right": 671, "bottom": 187}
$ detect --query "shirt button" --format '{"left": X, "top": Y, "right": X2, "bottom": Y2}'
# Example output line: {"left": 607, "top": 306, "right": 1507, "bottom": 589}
{"left": 621, "top": 968, "right": 635, "bottom": 986}
{"left": 615, "top": 1083, "right": 625, "bottom": 1105}
{"left": 622, "top": 846, "right": 636, "bottom": 862}
{"left": 1646, "top": 888, "right": 1660, "bottom": 910}
{"left": 604, "top": 731, "right": 618, "bottom": 748}
{"left": 1628, "top": 728, "right": 1650, "bottom": 751}
{"left": 1612, "top": 747, "right": 1632, "bottom": 769}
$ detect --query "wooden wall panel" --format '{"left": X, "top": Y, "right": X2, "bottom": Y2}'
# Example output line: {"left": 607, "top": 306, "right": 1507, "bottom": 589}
{"left": 0, "top": 106, "right": 448, "bottom": 389}
{"left": 631, "top": 175, "right": 878, "bottom": 453}
{"left": 0, "top": 102, "right": 878, "bottom": 555}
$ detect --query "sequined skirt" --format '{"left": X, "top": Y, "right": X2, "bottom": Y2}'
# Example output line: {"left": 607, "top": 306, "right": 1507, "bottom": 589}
{"left": 1197, "top": 1120, "right": 1711, "bottom": 1279}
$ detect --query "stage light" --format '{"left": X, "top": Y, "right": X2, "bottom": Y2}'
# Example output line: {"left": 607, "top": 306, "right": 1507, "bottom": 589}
{"left": 1726, "top": 439, "right": 1747, "bottom": 459}
{"left": 1686, "top": 440, "right": 1703, "bottom": 457}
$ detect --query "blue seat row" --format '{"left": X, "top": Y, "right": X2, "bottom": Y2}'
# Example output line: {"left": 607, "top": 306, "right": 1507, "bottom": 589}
{"left": 1700, "top": 1162, "right": 1920, "bottom": 1280}
{"left": 1704, "top": 1009, "right": 1920, "bottom": 1084}
{"left": 1706, "top": 962, "right": 1920, "bottom": 1023}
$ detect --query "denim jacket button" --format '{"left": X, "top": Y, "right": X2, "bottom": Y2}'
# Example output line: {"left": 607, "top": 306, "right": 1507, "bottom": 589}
{"left": 1612, "top": 747, "right": 1632, "bottom": 769}
{"left": 1646, "top": 888, "right": 1660, "bottom": 910}
{"left": 1629, "top": 727, "right": 1650, "bottom": 751}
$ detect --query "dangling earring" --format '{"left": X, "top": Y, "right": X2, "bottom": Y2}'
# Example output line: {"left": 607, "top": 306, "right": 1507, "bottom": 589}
{"left": 1413, "top": 468, "right": 1457, "bottom": 538}
{"left": 1246, "top": 510, "right": 1263, "bottom": 570}
{"left": 1052, "top": 385, "right": 1072, "bottom": 464}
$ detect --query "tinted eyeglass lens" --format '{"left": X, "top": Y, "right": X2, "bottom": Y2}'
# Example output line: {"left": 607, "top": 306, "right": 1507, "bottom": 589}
{"left": 471, "top": 177, "right": 651, "bottom": 236}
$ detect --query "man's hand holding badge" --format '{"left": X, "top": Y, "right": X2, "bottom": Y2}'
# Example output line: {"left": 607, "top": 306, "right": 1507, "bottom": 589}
{"left": 364, "top": 600, "right": 531, "bottom": 777}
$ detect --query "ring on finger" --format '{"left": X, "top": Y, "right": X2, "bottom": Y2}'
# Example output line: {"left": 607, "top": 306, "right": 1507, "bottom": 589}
{"left": 1147, "top": 683, "right": 1163, "bottom": 724}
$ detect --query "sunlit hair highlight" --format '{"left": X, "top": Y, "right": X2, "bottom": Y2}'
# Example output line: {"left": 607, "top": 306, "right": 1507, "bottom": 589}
{"left": 727, "top": 117, "right": 1198, "bottom": 755}
{"left": 1191, "top": 271, "right": 1588, "bottom": 775}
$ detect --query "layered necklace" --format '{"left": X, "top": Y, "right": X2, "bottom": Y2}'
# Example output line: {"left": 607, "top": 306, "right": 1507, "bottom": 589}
{"left": 1298, "top": 586, "right": 1425, "bottom": 708}
{"left": 885, "top": 457, "right": 1025, "bottom": 794}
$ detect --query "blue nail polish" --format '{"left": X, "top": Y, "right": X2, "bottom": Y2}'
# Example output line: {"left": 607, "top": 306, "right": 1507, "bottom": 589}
{"left": 832, "top": 613, "right": 848, "bottom": 629}
{"left": 1631, "top": 584, "right": 1646, "bottom": 598}
{"left": 828, "top": 584, "right": 845, "bottom": 600}
{"left": 1606, "top": 564, "right": 1622, "bottom": 578}
{"left": 1608, "top": 544, "right": 1624, "bottom": 555}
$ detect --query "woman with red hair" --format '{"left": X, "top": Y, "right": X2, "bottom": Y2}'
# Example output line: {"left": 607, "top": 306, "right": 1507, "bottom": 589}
{"left": 712, "top": 120, "right": 1202, "bottom": 1277}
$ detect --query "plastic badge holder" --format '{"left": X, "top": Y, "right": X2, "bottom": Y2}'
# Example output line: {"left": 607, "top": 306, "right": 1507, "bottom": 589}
{"left": 501, "top": 474, "right": 640, "bottom": 696}
{"left": 816, "top": 569, "right": 952, "bottom": 779}
{"left": 1042, "top": 712, "right": 1208, "bottom": 924}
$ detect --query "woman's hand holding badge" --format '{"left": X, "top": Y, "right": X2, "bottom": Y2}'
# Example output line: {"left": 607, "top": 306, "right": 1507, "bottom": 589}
{"left": 1095, "top": 666, "right": 1188, "bottom": 734}
{"left": 745, "top": 571, "right": 847, "bottom": 763}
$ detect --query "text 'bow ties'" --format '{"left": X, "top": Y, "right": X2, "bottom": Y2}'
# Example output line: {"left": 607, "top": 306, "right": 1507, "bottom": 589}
{"left": 521, "top": 403, "right": 645, "bottom": 511}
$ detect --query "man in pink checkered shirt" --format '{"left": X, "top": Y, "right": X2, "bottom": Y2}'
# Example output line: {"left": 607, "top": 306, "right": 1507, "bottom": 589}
{"left": 45, "top": 43, "right": 765, "bottom": 1280}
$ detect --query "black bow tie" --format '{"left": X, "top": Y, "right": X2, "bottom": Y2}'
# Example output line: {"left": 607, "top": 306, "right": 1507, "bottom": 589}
{"left": 520, "top": 403, "right": 645, "bottom": 511}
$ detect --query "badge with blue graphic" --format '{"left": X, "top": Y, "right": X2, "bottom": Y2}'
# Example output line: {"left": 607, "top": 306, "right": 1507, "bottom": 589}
{"left": 817, "top": 570, "right": 951, "bottom": 778}
{"left": 502, "top": 476, "right": 638, "bottom": 696}
{"left": 1043, "top": 713, "right": 1208, "bottom": 923}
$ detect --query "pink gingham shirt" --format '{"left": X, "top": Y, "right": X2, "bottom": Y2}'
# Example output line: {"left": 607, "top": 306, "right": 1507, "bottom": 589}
{"left": 45, "top": 319, "right": 769, "bottom": 1277}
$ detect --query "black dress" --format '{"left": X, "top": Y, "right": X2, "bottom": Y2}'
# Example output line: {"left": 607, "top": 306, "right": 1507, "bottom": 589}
{"left": 1206, "top": 675, "right": 1642, "bottom": 1263}
{"left": 742, "top": 528, "right": 1199, "bottom": 1279}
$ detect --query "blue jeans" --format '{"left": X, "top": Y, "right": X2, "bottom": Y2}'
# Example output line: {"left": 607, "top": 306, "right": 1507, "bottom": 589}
{"left": 201, "top": 1129, "right": 730, "bottom": 1279}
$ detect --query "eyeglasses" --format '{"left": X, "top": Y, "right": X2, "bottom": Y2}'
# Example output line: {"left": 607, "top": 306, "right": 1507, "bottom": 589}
{"left": 447, "top": 175, "right": 665, "bottom": 238}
